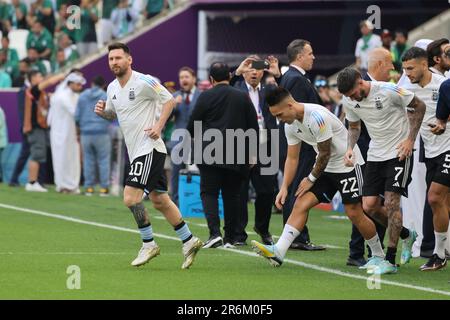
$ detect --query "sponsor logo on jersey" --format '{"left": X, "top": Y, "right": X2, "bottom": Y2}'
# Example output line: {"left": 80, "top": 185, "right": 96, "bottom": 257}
{"left": 355, "top": 104, "right": 361, "bottom": 108}
{"left": 297, "top": 128, "right": 302, "bottom": 133}
{"left": 112, "top": 94, "right": 117, "bottom": 100}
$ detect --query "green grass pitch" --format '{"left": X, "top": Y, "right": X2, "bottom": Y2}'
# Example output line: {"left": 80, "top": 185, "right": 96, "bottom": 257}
{"left": 0, "top": 184, "right": 449, "bottom": 300}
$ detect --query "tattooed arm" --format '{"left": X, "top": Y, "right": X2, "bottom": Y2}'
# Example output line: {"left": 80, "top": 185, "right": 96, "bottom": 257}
{"left": 344, "top": 120, "right": 361, "bottom": 167}
{"left": 94, "top": 100, "right": 117, "bottom": 120}
{"left": 397, "top": 95, "right": 426, "bottom": 161}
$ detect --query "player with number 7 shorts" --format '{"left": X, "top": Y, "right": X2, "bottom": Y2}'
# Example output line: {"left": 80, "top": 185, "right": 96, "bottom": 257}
{"left": 251, "top": 85, "right": 386, "bottom": 271}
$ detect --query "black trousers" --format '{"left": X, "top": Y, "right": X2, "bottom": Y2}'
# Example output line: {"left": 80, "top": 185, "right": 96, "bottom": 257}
{"left": 199, "top": 165, "right": 245, "bottom": 243}
{"left": 421, "top": 160, "right": 437, "bottom": 257}
{"left": 282, "top": 143, "right": 316, "bottom": 244}
{"left": 236, "top": 165, "right": 277, "bottom": 242}
{"left": 10, "top": 135, "right": 47, "bottom": 184}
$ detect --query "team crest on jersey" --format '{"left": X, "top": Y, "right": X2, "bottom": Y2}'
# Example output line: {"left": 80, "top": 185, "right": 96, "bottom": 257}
{"left": 432, "top": 89, "right": 439, "bottom": 102}
{"left": 129, "top": 88, "right": 135, "bottom": 101}
{"left": 375, "top": 97, "right": 383, "bottom": 110}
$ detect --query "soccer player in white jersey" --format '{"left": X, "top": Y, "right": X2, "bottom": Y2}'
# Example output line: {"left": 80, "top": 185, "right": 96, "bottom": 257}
{"left": 251, "top": 86, "right": 385, "bottom": 268}
{"left": 402, "top": 47, "right": 448, "bottom": 271}
{"left": 337, "top": 67, "right": 426, "bottom": 274}
{"left": 94, "top": 43, "right": 202, "bottom": 269}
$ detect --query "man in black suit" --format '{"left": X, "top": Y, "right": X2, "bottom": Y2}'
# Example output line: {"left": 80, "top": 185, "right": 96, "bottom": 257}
{"left": 230, "top": 55, "right": 280, "bottom": 245}
{"left": 347, "top": 47, "right": 391, "bottom": 266}
{"left": 279, "top": 39, "right": 325, "bottom": 251}
{"left": 187, "top": 62, "right": 259, "bottom": 249}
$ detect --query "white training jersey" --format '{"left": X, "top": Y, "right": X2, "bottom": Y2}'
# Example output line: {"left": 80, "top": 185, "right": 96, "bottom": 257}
{"left": 343, "top": 81, "right": 415, "bottom": 162}
{"left": 400, "top": 73, "right": 450, "bottom": 158}
{"left": 285, "top": 103, "right": 365, "bottom": 173}
{"left": 106, "top": 70, "right": 173, "bottom": 162}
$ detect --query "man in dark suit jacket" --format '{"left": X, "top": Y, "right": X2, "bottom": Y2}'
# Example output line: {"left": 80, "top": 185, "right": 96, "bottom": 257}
{"left": 278, "top": 39, "right": 325, "bottom": 251}
{"left": 187, "top": 62, "right": 259, "bottom": 248}
{"left": 230, "top": 55, "right": 280, "bottom": 245}
{"left": 170, "top": 66, "right": 201, "bottom": 205}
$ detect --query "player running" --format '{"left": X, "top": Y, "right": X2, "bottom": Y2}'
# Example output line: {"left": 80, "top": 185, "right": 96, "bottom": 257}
{"left": 251, "top": 85, "right": 385, "bottom": 270}
{"left": 401, "top": 47, "right": 449, "bottom": 271}
{"left": 95, "top": 43, "right": 202, "bottom": 269}
{"left": 337, "top": 67, "right": 426, "bottom": 274}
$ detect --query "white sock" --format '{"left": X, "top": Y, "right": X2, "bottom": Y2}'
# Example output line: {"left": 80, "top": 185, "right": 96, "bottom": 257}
{"left": 143, "top": 241, "right": 156, "bottom": 248}
{"left": 433, "top": 231, "right": 448, "bottom": 259}
{"left": 276, "top": 224, "right": 300, "bottom": 259}
{"left": 366, "top": 234, "right": 385, "bottom": 258}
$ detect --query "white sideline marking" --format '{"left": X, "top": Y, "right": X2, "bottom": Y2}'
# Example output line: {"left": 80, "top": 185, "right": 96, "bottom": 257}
{"left": 1, "top": 203, "right": 449, "bottom": 297}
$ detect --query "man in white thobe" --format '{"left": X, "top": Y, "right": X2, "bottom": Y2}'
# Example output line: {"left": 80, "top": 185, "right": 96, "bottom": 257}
{"left": 48, "top": 73, "right": 86, "bottom": 193}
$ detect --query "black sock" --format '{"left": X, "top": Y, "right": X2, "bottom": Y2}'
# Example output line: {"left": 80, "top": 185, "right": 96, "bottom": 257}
{"left": 386, "top": 247, "right": 397, "bottom": 265}
{"left": 400, "top": 227, "right": 410, "bottom": 240}
{"left": 30, "top": 181, "right": 36, "bottom": 184}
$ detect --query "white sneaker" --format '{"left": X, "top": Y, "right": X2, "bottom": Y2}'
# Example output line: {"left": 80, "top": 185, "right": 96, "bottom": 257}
{"left": 25, "top": 182, "right": 48, "bottom": 192}
{"left": 182, "top": 236, "right": 203, "bottom": 269}
{"left": 223, "top": 242, "right": 236, "bottom": 249}
{"left": 131, "top": 243, "right": 160, "bottom": 267}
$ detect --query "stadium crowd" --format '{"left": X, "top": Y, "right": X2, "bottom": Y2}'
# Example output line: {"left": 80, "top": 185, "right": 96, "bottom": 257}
{"left": 1, "top": 14, "right": 450, "bottom": 271}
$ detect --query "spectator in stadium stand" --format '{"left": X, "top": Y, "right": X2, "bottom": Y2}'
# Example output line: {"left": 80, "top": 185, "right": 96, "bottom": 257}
{"left": 99, "top": 0, "right": 119, "bottom": 45}
{"left": 51, "top": 49, "right": 67, "bottom": 73}
{"left": 427, "top": 38, "right": 450, "bottom": 77}
{"left": 28, "top": 0, "right": 56, "bottom": 35}
{"left": 354, "top": 20, "right": 382, "bottom": 76}
{"left": 111, "top": 0, "right": 139, "bottom": 39}
{"left": 3, "top": 0, "right": 28, "bottom": 31}
{"left": 1, "top": 37, "right": 19, "bottom": 67}
{"left": 170, "top": 67, "right": 201, "bottom": 206}
{"left": 27, "top": 47, "right": 48, "bottom": 76}
{"left": 0, "top": 49, "right": 17, "bottom": 86}
{"left": 279, "top": 39, "right": 325, "bottom": 251}
{"left": 23, "top": 70, "right": 66, "bottom": 192}
{"left": 0, "top": 105, "right": 7, "bottom": 183}
{"left": 264, "top": 74, "right": 277, "bottom": 86}
{"left": 187, "top": 62, "right": 259, "bottom": 249}
{"left": 57, "top": 33, "right": 80, "bottom": 64}
{"left": 230, "top": 55, "right": 280, "bottom": 246}
{"left": 197, "top": 79, "right": 212, "bottom": 91}
{"left": 12, "top": 58, "right": 31, "bottom": 88}
{"left": 146, "top": 0, "right": 164, "bottom": 19}
{"left": 391, "top": 29, "right": 410, "bottom": 73}
{"left": 75, "top": 75, "right": 112, "bottom": 196}
{"left": 76, "top": 0, "right": 99, "bottom": 56}
{"left": 380, "top": 29, "right": 393, "bottom": 51}
{"left": 26, "top": 20, "right": 54, "bottom": 61}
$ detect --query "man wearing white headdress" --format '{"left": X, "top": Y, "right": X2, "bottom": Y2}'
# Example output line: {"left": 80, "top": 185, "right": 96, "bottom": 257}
{"left": 48, "top": 73, "right": 86, "bottom": 193}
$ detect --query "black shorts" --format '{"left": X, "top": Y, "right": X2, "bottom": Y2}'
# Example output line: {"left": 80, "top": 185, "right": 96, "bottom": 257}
{"left": 425, "top": 150, "right": 450, "bottom": 188}
{"left": 309, "top": 165, "right": 364, "bottom": 204}
{"left": 125, "top": 150, "right": 168, "bottom": 194}
{"left": 363, "top": 156, "right": 413, "bottom": 197}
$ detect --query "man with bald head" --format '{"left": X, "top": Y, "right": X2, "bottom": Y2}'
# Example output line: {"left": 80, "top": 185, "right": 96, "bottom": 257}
{"left": 347, "top": 47, "right": 393, "bottom": 266}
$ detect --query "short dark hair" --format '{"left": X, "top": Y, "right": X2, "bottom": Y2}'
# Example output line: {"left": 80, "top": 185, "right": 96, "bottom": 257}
{"left": 395, "top": 29, "right": 408, "bottom": 40}
{"left": 336, "top": 67, "right": 361, "bottom": 94}
{"left": 265, "top": 85, "right": 291, "bottom": 107}
{"left": 27, "top": 70, "right": 41, "bottom": 82}
{"left": 287, "top": 39, "right": 311, "bottom": 63}
{"left": 179, "top": 66, "right": 196, "bottom": 77}
{"left": 92, "top": 75, "right": 106, "bottom": 87}
{"left": 427, "top": 38, "right": 449, "bottom": 67}
{"left": 402, "top": 46, "right": 428, "bottom": 62}
{"left": 108, "top": 42, "right": 130, "bottom": 55}
{"left": 209, "top": 62, "right": 230, "bottom": 82}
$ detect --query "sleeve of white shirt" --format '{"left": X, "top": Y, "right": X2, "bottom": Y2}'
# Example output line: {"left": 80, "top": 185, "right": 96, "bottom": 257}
{"left": 355, "top": 39, "right": 362, "bottom": 58}
{"left": 285, "top": 123, "right": 302, "bottom": 146}
{"left": 343, "top": 98, "right": 360, "bottom": 122}
{"left": 384, "top": 83, "right": 415, "bottom": 110}
{"left": 310, "top": 110, "right": 333, "bottom": 143}
{"left": 105, "top": 83, "right": 116, "bottom": 113}
{"left": 142, "top": 74, "right": 173, "bottom": 104}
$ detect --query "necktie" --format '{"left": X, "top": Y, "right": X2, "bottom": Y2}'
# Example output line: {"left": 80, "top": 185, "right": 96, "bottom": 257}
{"left": 185, "top": 91, "right": 190, "bottom": 105}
